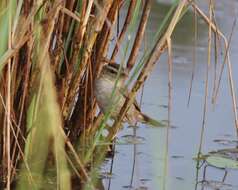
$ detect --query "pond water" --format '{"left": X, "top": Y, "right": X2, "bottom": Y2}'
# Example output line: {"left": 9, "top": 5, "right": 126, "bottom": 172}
{"left": 101, "top": 1, "right": 238, "bottom": 190}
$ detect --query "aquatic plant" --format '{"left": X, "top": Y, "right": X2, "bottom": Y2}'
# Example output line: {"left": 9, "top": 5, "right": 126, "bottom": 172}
{"left": 0, "top": 0, "right": 236, "bottom": 189}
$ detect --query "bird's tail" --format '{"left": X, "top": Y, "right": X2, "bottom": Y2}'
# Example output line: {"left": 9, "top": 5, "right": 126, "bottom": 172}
{"left": 138, "top": 113, "right": 166, "bottom": 127}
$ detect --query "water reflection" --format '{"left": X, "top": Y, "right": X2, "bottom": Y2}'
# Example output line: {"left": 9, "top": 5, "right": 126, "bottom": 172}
{"left": 147, "top": 1, "right": 208, "bottom": 47}
{"left": 195, "top": 163, "right": 233, "bottom": 190}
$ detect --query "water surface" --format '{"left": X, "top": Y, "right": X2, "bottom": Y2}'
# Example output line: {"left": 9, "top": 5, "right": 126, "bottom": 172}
{"left": 101, "top": 1, "right": 238, "bottom": 190}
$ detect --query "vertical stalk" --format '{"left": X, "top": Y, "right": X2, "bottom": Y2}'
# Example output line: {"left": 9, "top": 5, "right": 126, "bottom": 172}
{"left": 127, "top": 0, "right": 151, "bottom": 71}
{"left": 110, "top": 0, "right": 136, "bottom": 61}
{"left": 7, "top": 0, "right": 12, "bottom": 188}
{"left": 163, "top": 37, "right": 173, "bottom": 190}
{"left": 197, "top": 0, "right": 212, "bottom": 157}
{"left": 187, "top": 6, "right": 197, "bottom": 106}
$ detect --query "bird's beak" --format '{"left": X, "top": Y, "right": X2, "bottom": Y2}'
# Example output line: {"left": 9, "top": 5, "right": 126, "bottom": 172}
{"left": 101, "top": 57, "right": 116, "bottom": 66}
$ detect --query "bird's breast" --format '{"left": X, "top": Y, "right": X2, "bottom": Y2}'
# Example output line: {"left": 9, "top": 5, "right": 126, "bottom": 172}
{"left": 94, "top": 77, "right": 120, "bottom": 113}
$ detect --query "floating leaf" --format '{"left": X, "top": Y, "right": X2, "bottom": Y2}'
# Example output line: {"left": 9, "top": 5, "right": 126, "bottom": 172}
{"left": 209, "top": 148, "right": 238, "bottom": 160}
{"left": 171, "top": 155, "right": 184, "bottom": 159}
{"left": 135, "top": 187, "right": 148, "bottom": 190}
{"left": 120, "top": 135, "right": 146, "bottom": 144}
{"left": 206, "top": 155, "right": 238, "bottom": 169}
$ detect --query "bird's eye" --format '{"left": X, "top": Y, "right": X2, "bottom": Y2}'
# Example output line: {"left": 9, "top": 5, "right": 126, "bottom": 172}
{"left": 106, "top": 66, "right": 118, "bottom": 74}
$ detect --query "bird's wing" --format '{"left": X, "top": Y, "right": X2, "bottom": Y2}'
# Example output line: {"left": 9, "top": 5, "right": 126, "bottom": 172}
{"left": 119, "top": 87, "right": 141, "bottom": 111}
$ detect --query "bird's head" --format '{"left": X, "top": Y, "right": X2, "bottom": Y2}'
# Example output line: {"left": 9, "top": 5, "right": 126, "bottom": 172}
{"left": 100, "top": 60, "right": 129, "bottom": 85}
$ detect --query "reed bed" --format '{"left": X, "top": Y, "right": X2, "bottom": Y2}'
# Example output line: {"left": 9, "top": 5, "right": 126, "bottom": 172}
{"left": 0, "top": 0, "right": 236, "bottom": 189}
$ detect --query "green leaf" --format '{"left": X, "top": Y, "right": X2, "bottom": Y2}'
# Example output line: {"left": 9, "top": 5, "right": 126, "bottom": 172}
{"left": 206, "top": 155, "right": 238, "bottom": 169}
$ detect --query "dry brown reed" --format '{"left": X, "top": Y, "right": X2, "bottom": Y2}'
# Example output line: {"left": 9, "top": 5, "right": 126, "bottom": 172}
{"left": 0, "top": 0, "right": 236, "bottom": 189}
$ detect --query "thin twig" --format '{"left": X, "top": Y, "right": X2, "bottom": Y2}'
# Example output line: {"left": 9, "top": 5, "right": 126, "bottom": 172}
{"left": 60, "top": 6, "right": 81, "bottom": 23}
{"left": 213, "top": 19, "right": 236, "bottom": 104}
{"left": 187, "top": 6, "right": 197, "bottom": 107}
{"left": 192, "top": 1, "right": 238, "bottom": 136}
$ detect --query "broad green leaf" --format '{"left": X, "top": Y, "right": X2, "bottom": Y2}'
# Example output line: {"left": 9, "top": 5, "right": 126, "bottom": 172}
{"left": 206, "top": 155, "right": 238, "bottom": 169}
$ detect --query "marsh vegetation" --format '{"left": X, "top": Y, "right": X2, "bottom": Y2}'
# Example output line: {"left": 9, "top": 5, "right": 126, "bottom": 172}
{"left": 0, "top": 0, "right": 238, "bottom": 189}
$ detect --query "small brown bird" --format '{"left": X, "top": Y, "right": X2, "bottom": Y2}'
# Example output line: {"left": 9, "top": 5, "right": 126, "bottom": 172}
{"left": 94, "top": 62, "right": 163, "bottom": 126}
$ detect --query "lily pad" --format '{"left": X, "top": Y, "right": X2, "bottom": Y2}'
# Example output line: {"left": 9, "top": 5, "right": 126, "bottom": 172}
{"left": 206, "top": 155, "right": 238, "bottom": 169}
